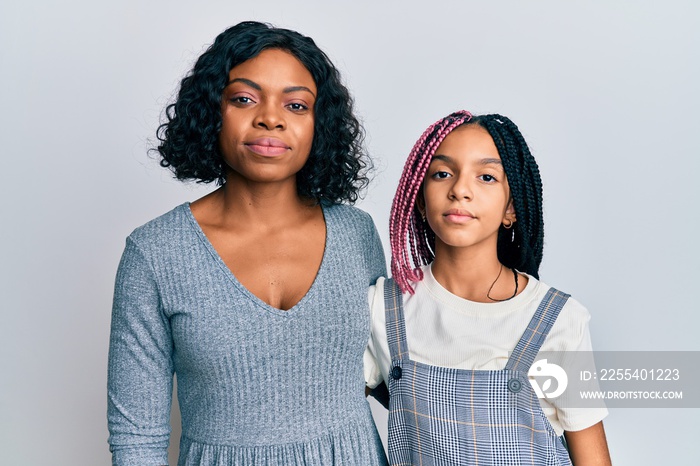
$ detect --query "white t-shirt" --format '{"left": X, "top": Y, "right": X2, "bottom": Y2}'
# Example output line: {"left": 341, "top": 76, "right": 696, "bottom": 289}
{"left": 364, "top": 264, "right": 608, "bottom": 435}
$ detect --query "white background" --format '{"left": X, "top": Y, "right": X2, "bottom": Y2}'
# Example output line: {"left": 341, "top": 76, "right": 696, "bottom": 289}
{"left": 1, "top": 1, "right": 698, "bottom": 464}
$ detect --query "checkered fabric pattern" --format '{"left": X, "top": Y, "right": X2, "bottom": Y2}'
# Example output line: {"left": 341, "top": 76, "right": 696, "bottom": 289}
{"left": 384, "top": 279, "right": 573, "bottom": 466}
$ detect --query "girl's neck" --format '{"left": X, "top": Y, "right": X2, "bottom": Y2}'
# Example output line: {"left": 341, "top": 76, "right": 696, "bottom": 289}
{"left": 430, "top": 242, "right": 523, "bottom": 303}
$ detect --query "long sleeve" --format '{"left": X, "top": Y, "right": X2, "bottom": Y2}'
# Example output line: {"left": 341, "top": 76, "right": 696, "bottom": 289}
{"left": 363, "top": 212, "right": 387, "bottom": 284}
{"left": 107, "top": 237, "right": 173, "bottom": 466}
{"left": 361, "top": 216, "right": 389, "bottom": 407}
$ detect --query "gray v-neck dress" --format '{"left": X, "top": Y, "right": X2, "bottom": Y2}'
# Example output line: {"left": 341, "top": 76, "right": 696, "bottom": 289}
{"left": 108, "top": 203, "right": 388, "bottom": 466}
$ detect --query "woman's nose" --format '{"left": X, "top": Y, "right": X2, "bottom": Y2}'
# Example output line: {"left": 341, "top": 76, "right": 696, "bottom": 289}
{"left": 253, "top": 103, "right": 285, "bottom": 130}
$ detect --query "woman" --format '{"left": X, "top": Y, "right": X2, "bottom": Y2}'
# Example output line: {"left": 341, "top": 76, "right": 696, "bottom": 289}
{"left": 107, "top": 21, "right": 387, "bottom": 466}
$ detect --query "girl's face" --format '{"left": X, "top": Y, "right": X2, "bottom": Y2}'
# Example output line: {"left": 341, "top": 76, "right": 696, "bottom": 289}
{"left": 421, "top": 124, "right": 516, "bottom": 256}
{"left": 218, "top": 48, "right": 317, "bottom": 186}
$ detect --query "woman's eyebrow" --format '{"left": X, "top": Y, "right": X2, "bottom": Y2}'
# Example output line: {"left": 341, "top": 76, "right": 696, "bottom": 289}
{"left": 225, "top": 77, "right": 260, "bottom": 89}
{"left": 283, "top": 86, "right": 316, "bottom": 97}
{"left": 224, "top": 79, "right": 315, "bottom": 98}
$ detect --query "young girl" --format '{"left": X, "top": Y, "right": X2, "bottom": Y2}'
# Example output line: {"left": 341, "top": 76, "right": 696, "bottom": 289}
{"left": 108, "top": 22, "right": 387, "bottom": 466}
{"left": 365, "top": 111, "right": 611, "bottom": 465}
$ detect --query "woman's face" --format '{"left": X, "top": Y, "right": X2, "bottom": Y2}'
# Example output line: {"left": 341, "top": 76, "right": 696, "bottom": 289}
{"left": 219, "top": 48, "right": 317, "bottom": 186}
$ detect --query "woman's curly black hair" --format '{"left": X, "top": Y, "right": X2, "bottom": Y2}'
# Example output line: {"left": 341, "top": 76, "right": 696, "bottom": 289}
{"left": 156, "top": 21, "right": 370, "bottom": 204}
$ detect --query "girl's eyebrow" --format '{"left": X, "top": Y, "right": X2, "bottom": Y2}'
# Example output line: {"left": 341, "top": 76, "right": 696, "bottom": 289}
{"left": 225, "top": 79, "right": 316, "bottom": 98}
{"left": 431, "top": 154, "right": 453, "bottom": 163}
{"left": 478, "top": 158, "right": 503, "bottom": 166}
{"left": 431, "top": 155, "right": 502, "bottom": 166}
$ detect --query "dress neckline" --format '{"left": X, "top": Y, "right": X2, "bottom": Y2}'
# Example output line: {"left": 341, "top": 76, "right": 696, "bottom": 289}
{"left": 182, "top": 202, "right": 331, "bottom": 316}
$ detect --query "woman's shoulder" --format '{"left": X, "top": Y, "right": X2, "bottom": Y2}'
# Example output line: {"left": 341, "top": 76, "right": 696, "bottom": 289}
{"left": 324, "top": 203, "right": 372, "bottom": 222}
{"left": 127, "top": 203, "right": 195, "bottom": 250}
{"left": 323, "top": 203, "right": 377, "bottom": 235}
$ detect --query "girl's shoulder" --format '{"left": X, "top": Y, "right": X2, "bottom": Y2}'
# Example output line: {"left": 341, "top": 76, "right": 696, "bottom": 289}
{"left": 534, "top": 278, "right": 593, "bottom": 351}
{"left": 368, "top": 276, "right": 389, "bottom": 315}
{"left": 532, "top": 278, "right": 591, "bottom": 322}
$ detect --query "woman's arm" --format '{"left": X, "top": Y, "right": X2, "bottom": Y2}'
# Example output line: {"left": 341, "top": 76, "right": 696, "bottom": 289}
{"left": 107, "top": 237, "right": 174, "bottom": 466}
{"left": 364, "top": 212, "right": 387, "bottom": 284}
{"left": 564, "top": 421, "right": 612, "bottom": 466}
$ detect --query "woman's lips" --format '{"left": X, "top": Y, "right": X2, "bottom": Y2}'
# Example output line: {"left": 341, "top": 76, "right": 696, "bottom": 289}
{"left": 244, "top": 138, "right": 290, "bottom": 156}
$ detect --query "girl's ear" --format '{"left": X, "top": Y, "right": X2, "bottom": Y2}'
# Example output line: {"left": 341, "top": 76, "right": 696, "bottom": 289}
{"left": 503, "top": 199, "right": 517, "bottom": 226}
{"left": 416, "top": 189, "right": 426, "bottom": 219}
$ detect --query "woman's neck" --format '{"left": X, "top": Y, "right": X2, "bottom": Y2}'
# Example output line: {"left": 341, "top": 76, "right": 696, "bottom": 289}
{"left": 191, "top": 175, "right": 319, "bottom": 231}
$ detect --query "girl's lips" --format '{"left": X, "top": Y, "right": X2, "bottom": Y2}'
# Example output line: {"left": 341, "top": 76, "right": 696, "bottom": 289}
{"left": 443, "top": 209, "right": 475, "bottom": 223}
{"left": 244, "top": 138, "right": 290, "bottom": 157}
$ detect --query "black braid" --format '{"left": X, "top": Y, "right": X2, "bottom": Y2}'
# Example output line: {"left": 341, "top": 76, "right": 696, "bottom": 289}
{"left": 465, "top": 114, "right": 544, "bottom": 278}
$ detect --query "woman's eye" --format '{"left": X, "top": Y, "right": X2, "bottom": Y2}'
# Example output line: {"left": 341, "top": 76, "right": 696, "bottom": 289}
{"left": 287, "top": 102, "right": 308, "bottom": 112}
{"left": 230, "top": 96, "right": 254, "bottom": 105}
{"left": 479, "top": 174, "right": 496, "bottom": 182}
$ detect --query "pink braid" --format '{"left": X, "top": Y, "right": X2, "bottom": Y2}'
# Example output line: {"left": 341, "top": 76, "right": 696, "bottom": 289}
{"left": 390, "top": 110, "right": 473, "bottom": 293}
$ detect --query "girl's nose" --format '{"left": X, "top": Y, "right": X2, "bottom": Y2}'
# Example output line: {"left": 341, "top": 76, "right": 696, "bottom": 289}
{"left": 448, "top": 177, "right": 472, "bottom": 200}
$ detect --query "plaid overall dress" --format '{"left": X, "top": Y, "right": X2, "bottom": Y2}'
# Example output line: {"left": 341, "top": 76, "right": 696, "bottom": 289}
{"left": 383, "top": 278, "right": 573, "bottom": 466}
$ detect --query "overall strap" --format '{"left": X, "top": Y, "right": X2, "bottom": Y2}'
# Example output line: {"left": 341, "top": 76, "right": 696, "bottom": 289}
{"left": 383, "top": 278, "right": 410, "bottom": 360}
{"left": 505, "top": 287, "right": 570, "bottom": 372}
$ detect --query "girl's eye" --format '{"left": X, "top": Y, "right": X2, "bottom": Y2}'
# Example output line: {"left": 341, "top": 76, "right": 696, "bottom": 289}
{"left": 479, "top": 174, "right": 497, "bottom": 183}
{"left": 432, "top": 171, "right": 452, "bottom": 180}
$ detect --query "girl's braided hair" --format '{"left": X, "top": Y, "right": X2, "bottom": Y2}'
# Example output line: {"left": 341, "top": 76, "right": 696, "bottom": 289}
{"left": 390, "top": 111, "right": 545, "bottom": 293}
